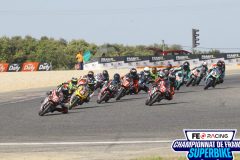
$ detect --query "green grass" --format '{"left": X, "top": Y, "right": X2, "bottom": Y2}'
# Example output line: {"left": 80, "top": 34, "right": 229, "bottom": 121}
{"left": 133, "top": 154, "right": 240, "bottom": 160}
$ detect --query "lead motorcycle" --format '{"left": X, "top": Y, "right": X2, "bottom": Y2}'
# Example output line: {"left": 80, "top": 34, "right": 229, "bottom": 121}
{"left": 38, "top": 89, "right": 67, "bottom": 116}
{"left": 145, "top": 78, "right": 172, "bottom": 106}
{"left": 97, "top": 81, "right": 119, "bottom": 104}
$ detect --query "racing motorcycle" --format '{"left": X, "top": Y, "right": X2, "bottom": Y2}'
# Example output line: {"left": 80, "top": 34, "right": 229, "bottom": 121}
{"left": 38, "top": 90, "right": 67, "bottom": 116}
{"left": 97, "top": 81, "right": 119, "bottom": 104}
{"left": 175, "top": 70, "right": 189, "bottom": 90}
{"left": 186, "top": 68, "right": 201, "bottom": 87}
{"left": 94, "top": 74, "right": 106, "bottom": 90}
{"left": 195, "top": 67, "right": 207, "bottom": 85}
{"left": 115, "top": 76, "right": 131, "bottom": 100}
{"left": 204, "top": 68, "right": 221, "bottom": 90}
{"left": 145, "top": 79, "right": 171, "bottom": 106}
{"left": 138, "top": 75, "right": 153, "bottom": 93}
{"left": 69, "top": 85, "right": 89, "bottom": 110}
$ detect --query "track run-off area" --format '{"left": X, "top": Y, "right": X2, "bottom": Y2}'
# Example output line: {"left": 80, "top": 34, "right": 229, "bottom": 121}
{"left": 0, "top": 72, "right": 239, "bottom": 160}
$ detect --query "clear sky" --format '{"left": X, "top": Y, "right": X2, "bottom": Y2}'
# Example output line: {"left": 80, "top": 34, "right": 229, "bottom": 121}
{"left": 0, "top": 0, "right": 239, "bottom": 51}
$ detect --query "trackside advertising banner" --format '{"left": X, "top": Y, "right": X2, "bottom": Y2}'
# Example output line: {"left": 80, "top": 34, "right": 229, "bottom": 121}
{"left": 0, "top": 62, "right": 51, "bottom": 72}
{"left": 0, "top": 63, "right": 9, "bottom": 72}
{"left": 149, "top": 55, "right": 173, "bottom": 62}
{"left": 7, "top": 63, "right": 22, "bottom": 72}
{"left": 21, "top": 62, "right": 39, "bottom": 72}
{"left": 224, "top": 53, "right": 240, "bottom": 59}
{"left": 173, "top": 55, "right": 199, "bottom": 61}
{"left": 198, "top": 54, "right": 223, "bottom": 60}
{"left": 98, "top": 57, "right": 124, "bottom": 63}
{"left": 124, "top": 56, "right": 149, "bottom": 63}
{"left": 38, "top": 63, "right": 52, "bottom": 71}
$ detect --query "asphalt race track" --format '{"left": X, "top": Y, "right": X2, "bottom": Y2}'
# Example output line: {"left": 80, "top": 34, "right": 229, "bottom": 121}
{"left": 0, "top": 74, "right": 240, "bottom": 158}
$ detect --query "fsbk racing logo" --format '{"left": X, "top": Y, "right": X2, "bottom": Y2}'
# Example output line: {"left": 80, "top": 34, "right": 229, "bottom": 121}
{"left": 189, "top": 131, "right": 232, "bottom": 141}
{"left": 22, "top": 62, "right": 39, "bottom": 72}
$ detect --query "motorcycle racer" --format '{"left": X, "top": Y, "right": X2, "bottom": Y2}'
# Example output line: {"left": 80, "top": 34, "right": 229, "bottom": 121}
{"left": 154, "top": 71, "right": 173, "bottom": 100}
{"left": 151, "top": 67, "right": 158, "bottom": 80}
{"left": 138, "top": 67, "right": 153, "bottom": 92}
{"left": 172, "top": 61, "right": 191, "bottom": 90}
{"left": 125, "top": 68, "right": 139, "bottom": 94}
{"left": 95, "top": 70, "right": 110, "bottom": 90}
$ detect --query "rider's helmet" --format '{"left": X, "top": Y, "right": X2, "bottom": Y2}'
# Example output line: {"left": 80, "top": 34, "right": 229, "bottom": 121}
{"left": 143, "top": 67, "right": 150, "bottom": 76}
{"left": 217, "top": 60, "right": 222, "bottom": 67}
{"left": 151, "top": 67, "right": 157, "bottom": 74}
{"left": 166, "top": 63, "right": 173, "bottom": 70}
{"left": 71, "top": 77, "right": 78, "bottom": 85}
{"left": 202, "top": 61, "right": 208, "bottom": 67}
{"left": 183, "top": 61, "right": 190, "bottom": 70}
{"left": 61, "top": 84, "right": 69, "bottom": 95}
{"left": 87, "top": 71, "right": 94, "bottom": 78}
{"left": 130, "top": 68, "right": 137, "bottom": 76}
{"left": 158, "top": 71, "right": 166, "bottom": 79}
{"left": 102, "top": 70, "right": 109, "bottom": 79}
{"left": 78, "top": 78, "right": 87, "bottom": 85}
{"left": 113, "top": 73, "right": 120, "bottom": 83}
{"left": 219, "top": 60, "right": 225, "bottom": 66}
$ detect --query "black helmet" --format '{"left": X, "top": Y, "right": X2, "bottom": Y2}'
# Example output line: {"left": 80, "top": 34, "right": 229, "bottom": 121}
{"left": 183, "top": 61, "right": 190, "bottom": 66}
{"left": 217, "top": 60, "right": 222, "bottom": 67}
{"left": 71, "top": 77, "right": 78, "bottom": 85}
{"left": 130, "top": 68, "right": 137, "bottom": 75}
{"left": 183, "top": 61, "right": 189, "bottom": 70}
{"left": 113, "top": 73, "right": 120, "bottom": 82}
{"left": 102, "top": 70, "right": 109, "bottom": 78}
{"left": 166, "top": 63, "right": 172, "bottom": 70}
{"left": 88, "top": 71, "right": 94, "bottom": 78}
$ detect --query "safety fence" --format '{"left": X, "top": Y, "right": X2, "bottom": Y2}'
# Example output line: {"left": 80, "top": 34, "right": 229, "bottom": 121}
{"left": 0, "top": 62, "right": 51, "bottom": 72}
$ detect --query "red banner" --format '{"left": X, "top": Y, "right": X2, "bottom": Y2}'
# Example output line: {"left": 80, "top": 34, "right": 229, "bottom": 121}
{"left": 21, "top": 62, "right": 39, "bottom": 72}
{"left": 0, "top": 63, "right": 9, "bottom": 72}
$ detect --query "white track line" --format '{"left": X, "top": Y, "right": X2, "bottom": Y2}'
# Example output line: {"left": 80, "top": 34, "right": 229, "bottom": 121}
{"left": 0, "top": 140, "right": 173, "bottom": 146}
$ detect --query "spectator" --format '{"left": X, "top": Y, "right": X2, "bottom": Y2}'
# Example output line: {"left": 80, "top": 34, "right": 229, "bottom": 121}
{"left": 76, "top": 50, "right": 83, "bottom": 70}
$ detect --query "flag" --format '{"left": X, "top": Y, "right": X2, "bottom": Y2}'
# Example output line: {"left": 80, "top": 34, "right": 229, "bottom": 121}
{"left": 83, "top": 50, "right": 91, "bottom": 62}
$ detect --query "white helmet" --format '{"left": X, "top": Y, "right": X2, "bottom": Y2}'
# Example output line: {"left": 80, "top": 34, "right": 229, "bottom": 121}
{"left": 144, "top": 67, "right": 150, "bottom": 72}
{"left": 202, "top": 61, "right": 208, "bottom": 66}
{"left": 143, "top": 67, "right": 150, "bottom": 76}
